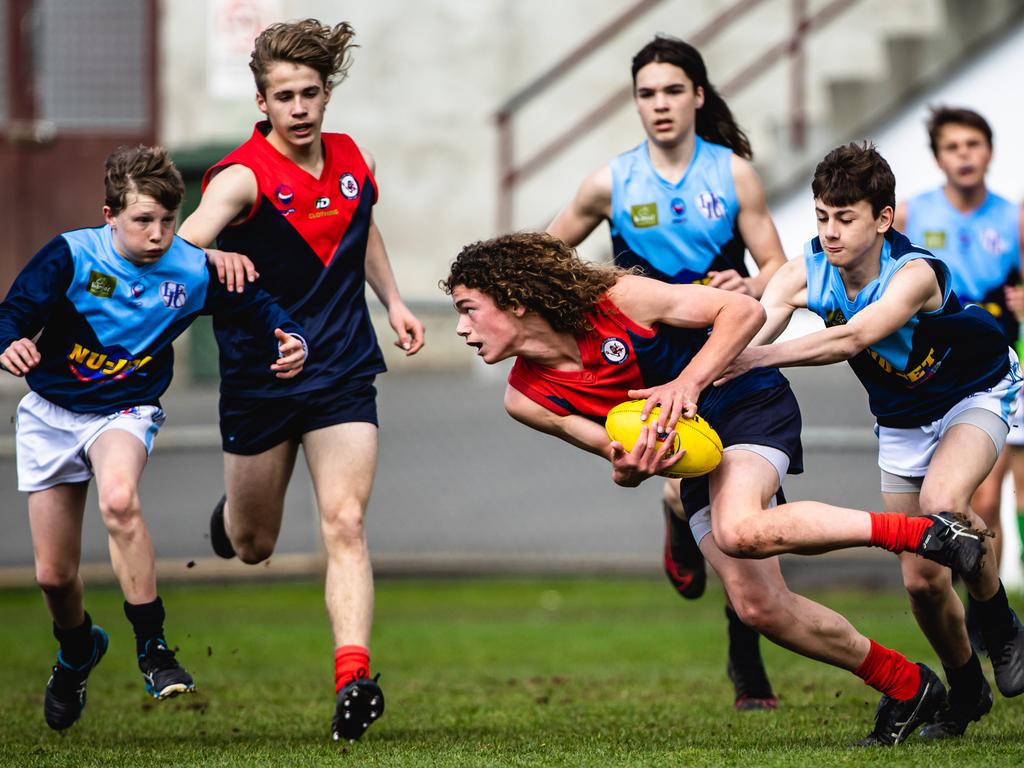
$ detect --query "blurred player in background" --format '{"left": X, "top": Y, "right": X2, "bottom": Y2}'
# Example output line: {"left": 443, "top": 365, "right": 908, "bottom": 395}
{"left": 178, "top": 19, "right": 424, "bottom": 742}
{"left": 896, "top": 106, "right": 1024, "bottom": 572}
{"left": 0, "top": 146, "right": 305, "bottom": 731}
{"left": 722, "top": 141, "right": 1024, "bottom": 741}
{"left": 442, "top": 231, "right": 1002, "bottom": 746}
{"left": 546, "top": 35, "right": 786, "bottom": 709}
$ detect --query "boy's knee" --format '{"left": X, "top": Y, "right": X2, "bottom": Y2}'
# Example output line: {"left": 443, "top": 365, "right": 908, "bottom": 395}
{"left": 321, "top": 502, "right": 367, "bottom": 549}
{"left": 36, "top": 565, "right": 78, "bottom": 595}
{"left": 715, "top": 516, "right": 771, "bottom": 559}
{"left": 98, "top": 483, "right": 141, "bottom": 533}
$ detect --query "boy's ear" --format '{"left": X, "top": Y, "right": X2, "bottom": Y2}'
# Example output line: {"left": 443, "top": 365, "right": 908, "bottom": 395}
{"left": 877, "top": 205, "right": 895, "bottom": 233}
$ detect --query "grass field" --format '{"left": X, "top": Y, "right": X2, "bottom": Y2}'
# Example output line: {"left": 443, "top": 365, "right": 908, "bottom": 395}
{"left": 1, "top": 577, "right": 1022, "bottom": 767}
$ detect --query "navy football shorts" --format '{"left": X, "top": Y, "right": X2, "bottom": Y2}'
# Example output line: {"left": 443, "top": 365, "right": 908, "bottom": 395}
{"left": 219, "top": 376, "right": 378, "bottom": 455}
{"left": 678, "top": 383, "right": 804, "bottom": 517}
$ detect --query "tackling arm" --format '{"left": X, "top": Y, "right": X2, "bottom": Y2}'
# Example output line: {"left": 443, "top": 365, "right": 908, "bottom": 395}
{"left": 738, "top": 258, "right": 941, "bottom": 373}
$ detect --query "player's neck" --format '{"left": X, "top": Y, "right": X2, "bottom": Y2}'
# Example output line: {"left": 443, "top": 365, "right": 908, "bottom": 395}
{"left": 520, "top": 326, "right": 582, "bottom": 371}
{"left": 266, "top": 128, "right": 325, "bottom": 176}
{"left": 646, "top": 132, "right": 697, "bottom": 184}
{"left": 837, "top": 238, "right": 885, "bottom": 296}
{"left": 941, "top": 181, "right": 987, "bottom": 214}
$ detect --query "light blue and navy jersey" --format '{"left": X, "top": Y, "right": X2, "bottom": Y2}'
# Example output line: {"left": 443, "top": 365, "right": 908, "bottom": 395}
{"left": 904, "top": 188, "right": 1022, "bottom": 341}
{"left": 0, "top": 226, "right": 303, "bottom": 414}
{"left": 804, "top": 229, "right": 1009, "bottom": 427}
{"left": 608, "top": 137, "right": 745, "bottom": 284}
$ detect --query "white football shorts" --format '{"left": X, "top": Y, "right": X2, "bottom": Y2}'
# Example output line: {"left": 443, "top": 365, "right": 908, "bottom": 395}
{"left": 876, "top": 355, "right": 1021, "bottom": 484}
{"left": 15, "top": 391, "right": 165, "bottom": 492}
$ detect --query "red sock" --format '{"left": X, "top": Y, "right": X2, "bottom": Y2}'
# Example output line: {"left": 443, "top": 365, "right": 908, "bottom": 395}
{"left": 334, "top": 645, "right": 370, "bottom": 693}
{"left": 869, "top": 512, "right": 931, "bottom": 553}
{"left": 854, "top": 639, "right": 921, "bottom": 700}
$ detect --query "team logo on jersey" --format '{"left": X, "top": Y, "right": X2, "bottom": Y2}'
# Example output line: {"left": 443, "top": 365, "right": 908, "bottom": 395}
{"left": 981, "top": 227, "right": 1008, "bottom": 256}
{"left": 275, "top": 184, "right": 294, "bottom": 205}
{"left": 160, "top": 281, "right": 187, "bottom": 309}
{"left": 923, "top": 230, "right": 946, "bottom": 250}
{"left": 339, "top": 173, "right": 360, "bottom": 199}
{"left": 670, "top": 197, "right": 686, "bottom": 224}
{"left": 129, "top": 281, "right": 146, "bottom": 307}
{"left": 630, "top": 203, "right": 658, "bottom": 228}
{"left": 601, "top": 337, "right": 629, "bottom": 364}
{"left": 315, "top": 197, "right": 331, "bottom": 209}
{"left": 696, "top": 191, "right": 726, "bottom": 220}
{"left": 87, "top": 271, "right": 117, "bottom": 298}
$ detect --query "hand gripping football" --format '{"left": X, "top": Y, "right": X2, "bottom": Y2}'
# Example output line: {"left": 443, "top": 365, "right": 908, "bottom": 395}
{"left": 605, "top": 400, "right": 723, "bottom": 479}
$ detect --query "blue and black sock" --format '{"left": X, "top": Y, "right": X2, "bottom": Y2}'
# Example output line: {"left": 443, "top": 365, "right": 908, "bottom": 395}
{"left": 53, "top": 611, "right": 94, "bottom": 669}
{"left": 124, "top": 597, "right": 166, "bottom": 655}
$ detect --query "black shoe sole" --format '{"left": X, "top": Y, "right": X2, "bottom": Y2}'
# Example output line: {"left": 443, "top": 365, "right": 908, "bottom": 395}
{"left": 332, "top": 677, "right": 385, "bottom": 742}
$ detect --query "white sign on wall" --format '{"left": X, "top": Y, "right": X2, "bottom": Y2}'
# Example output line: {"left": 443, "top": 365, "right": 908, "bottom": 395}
{"left": 207, "top": 0, "right": 282, "bottom": 99}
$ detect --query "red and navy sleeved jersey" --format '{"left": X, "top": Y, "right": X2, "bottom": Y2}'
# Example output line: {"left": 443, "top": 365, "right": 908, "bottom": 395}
{"left": 203, "top": 122, "right": 386, "bottom": 397}
{"left": 507, "top": 296, "right": 784, "bottom": 425}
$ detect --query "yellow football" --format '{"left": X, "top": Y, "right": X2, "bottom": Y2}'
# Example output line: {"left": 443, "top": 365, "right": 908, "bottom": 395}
{"left": 605, "top": 400, "right": 724, "bottom": 479}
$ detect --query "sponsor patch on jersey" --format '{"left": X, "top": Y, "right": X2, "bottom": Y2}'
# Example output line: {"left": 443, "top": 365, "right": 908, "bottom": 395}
{"left": 670, "top": 197, "right": 686, "bottom": 224}
{"left": 275, "top": 184, "right": 294, "bottom": 205}
{"left": 88, "top": 271, "right": 117, "bottom": 298}
{"left": 825, "top": 308, "right": 847, "bottom": 327}
{"left": 922, "top": 230, "right": 946, "bottom": 249}
{"left": 339, "top": 173, "right": 360, "bottom": 199}
{"left": 160, "top": 281, "right": 187, "bottom": 308}
{"left": 696, "top": 191, "right": 726, "bottom": 220}
{"left": 630, "top": 203, "right": 658, "bottom": 228}
{"left": 601, "top": 337, "right": 629, "bottom": 364}
{"left": 314, "top": 197, "right": 331, "bottom": 209}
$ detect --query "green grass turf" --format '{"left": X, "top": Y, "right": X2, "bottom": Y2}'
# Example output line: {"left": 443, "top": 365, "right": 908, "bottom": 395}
{"left": 1, "top": 577, "right": 1022, "bottom": 767}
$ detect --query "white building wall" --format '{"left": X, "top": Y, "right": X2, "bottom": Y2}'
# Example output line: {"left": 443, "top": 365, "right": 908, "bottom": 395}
{"left": 770, "top": 22, "right": 1024, "bottom": 257}
{"left": 162, "top": 0, "right": 952, "bottom": 301}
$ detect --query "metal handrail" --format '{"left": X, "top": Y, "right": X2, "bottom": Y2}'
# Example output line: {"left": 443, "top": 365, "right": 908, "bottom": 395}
{"left": 494, "top": 0, "right": 860, "bottom": 231}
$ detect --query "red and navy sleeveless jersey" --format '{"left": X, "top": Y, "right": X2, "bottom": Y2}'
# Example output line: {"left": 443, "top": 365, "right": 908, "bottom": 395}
{"left": 203, "top": 121, "right": 385, "bottom": 397}
{"left": 508, "top": 297, "right": 784, "bottom": 425}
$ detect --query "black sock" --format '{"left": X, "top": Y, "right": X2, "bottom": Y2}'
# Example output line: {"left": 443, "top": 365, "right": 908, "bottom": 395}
{"left": 968, "top": 583, "right": 1015, "bottom": 642}
{"left": 726, "top": 606, "right": 773, "bottom": 696}
{"left": 124, "top": 597, "right": 166, "bottom": 655}
{"left": 943, "top": 652, "right": 985, "bottom": 708}
{"left": 53, "top": 612, "right": 94, "bottom": 669}
{"left": 726, "top": 606, "right": 762, "bottom": 666}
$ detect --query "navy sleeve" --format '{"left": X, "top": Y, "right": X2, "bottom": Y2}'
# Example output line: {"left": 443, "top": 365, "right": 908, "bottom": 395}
{"left": 0, "top": 236, "right": 74, "bottom": 350}
{"left": 200, "top": 263, "right": 306, "bottom": 342}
